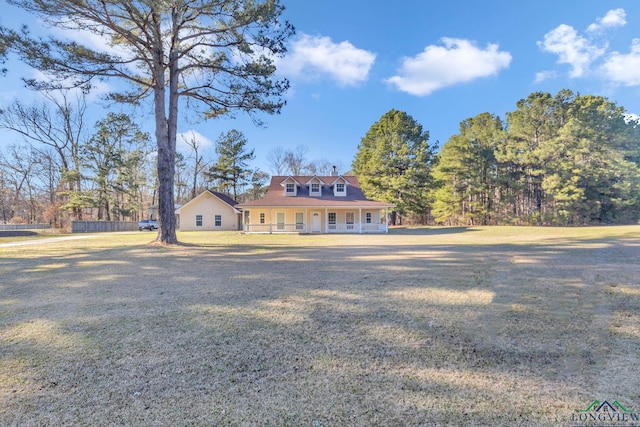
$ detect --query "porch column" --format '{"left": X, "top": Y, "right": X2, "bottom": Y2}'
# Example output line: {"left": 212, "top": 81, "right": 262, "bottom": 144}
{"left": 359, "top": 208, "right": 362, "bottom": 234}
{"left": 269, "top": 208, "right": 273, "bottom": 234}
{"left": 324, "top": 208, "right": 328, "bottom": 233}
{"left": 385, "top": 207, "right": 389, "bottom": 233}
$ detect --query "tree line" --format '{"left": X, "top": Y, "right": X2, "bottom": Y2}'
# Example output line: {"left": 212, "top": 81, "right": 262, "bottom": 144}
{"left": 4, "top": 88, "right": 639, "bottom": 228}
{"left": 0, "top": 93, "right": 261, "bottom": 228}
{"left": 354, "top": 90, "right": 640, "bottom": 226}
{"left": 0, "top": 92, "right": 154, "bottom": 226}
{"left": 0, "top": 89, "right": 342, "bottom": 228}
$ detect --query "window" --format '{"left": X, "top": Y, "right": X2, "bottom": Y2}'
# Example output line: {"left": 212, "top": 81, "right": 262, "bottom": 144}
{"left": 259, "top": 212, "right": 265, "bottom": 224}
{"left": 336, "top": 183, "right": 345, "bottom": 193}
{"left": 365, "top": 212, "right": 372, "bottom": 224}
{"left": 214, "top": 215, "right": 222, "bottom": 227}
{"left": 285, "top": 183, "right": 295, "bottom": 194}
{"left": 311, "top": 182, "right": 320, "bottom": 195}
{"left": 328, "top": 212, "right": 336, "bottom": 230}
{"left": 276, "top": 212, "right": 285, "bottom": 230}
{"left": 244, "top": 210, "right": 250, "bottom": 225}
{"left": 346, "top": 212, "right": 355, "bottom": 230}
{"left": 295, "top": 212, "right": 304, "bottom": 230}
{"left": 196, "top": 215, "right": 203, "bottom": 227}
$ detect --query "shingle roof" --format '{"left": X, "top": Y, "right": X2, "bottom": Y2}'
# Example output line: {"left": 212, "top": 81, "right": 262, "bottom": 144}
{"left": 175, "top": 189, "right": 239, "bottom": 213}
{"left": 208, "top": 190, "right": 238, "bottom": 207}
{"left": 237, "top": 176, "right": 394, "bottom": 208}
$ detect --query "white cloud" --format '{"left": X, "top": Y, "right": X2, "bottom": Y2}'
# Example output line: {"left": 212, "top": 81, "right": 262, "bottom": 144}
{"left": 385, "top": 38, "right": 511, "bottom": 96}
{"left": 624, "top": 113, "right": 640, "bottom": 125}
{"left": 534, "top": 70, "right": 557, "bottom": 83}
{"left": 30, "top": 69, "right": 111, "bottom": 102}
{"left": 538, "top": 24, "right": 606, "bottom": 78}
{"left": 51, "top": 22, "right": 128, "bottom": 59}
{"left": 601, "top": 38, "right": 640, "bottom": 86}
{"left": 176, "top": 130, "right": 214, "bottom": 154}
{"left": 587, "top": 8, "right": 627, "bottom": 33}
{"left": 539, "top": 9, "right": 640, "bottom": 87}
{"left": 278, "top": 34, "right": 376, "bottom": 86}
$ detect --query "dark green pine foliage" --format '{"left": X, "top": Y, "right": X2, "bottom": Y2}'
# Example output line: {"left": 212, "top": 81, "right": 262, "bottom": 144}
{"left": 501, "top": 90, "right": 576, "bottom": 223}
{"left": 83, "top": 113, "right": 150, "bottom": 221}
{"left": 207, "top": 130, "right": 255, "bottom": 200}
{"left": 543, "top": 95, "right": 640, "bottom": 224}
{"left": 352, "top": 109, "right": 436, "bottom": 223}
{"left": 431, "top": 113, "right": 506, "bottom": 225}
{"left": 432, "top": 90, "right": 640, "bottom": 225}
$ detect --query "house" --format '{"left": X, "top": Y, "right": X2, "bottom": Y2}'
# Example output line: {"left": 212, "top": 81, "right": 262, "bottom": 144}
{"left": 236, "top": 175, "right": 394, "bottom": 233}
{"left": 175, "top": 190, "right": 241, "bottom": 231}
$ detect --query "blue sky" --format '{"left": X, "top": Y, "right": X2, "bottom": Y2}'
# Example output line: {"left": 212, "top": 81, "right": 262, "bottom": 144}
{"left": 2, "top": 1, "right": 640, "bottom": 174}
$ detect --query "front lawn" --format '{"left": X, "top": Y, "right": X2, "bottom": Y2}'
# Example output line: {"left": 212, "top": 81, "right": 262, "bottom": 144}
{"left": 1, "top": 226, "right": 639, "bottom": 425}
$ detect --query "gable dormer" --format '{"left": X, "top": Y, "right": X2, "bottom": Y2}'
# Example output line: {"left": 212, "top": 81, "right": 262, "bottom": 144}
{"left": 306, "top": 176, "right": 323, "bottom": 197}
{"left": 330, "top": 176, "right": 349, "bottom": 197}
{"left": 281, "top": 176, "right": 301, "bottom": 196}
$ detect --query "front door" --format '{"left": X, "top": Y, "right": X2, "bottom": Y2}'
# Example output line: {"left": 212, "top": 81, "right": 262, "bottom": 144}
{"left": 311, "top": 212, "right": 321, "bottom": 232}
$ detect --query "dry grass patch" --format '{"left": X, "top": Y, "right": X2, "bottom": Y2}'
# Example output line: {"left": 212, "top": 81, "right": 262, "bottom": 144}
{"left": 1, "top": 226, "right": 640, "bottom": 425}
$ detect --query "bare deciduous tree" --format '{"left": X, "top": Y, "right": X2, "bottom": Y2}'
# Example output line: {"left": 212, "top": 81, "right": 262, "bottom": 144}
{"left": 284, "top": 144, "right": 309, "bottom": 175}
{"left": 267, "top": 146, "right": 287, "bottom": 175}
{"left": 181, "top": 133, "right": 211, "bottom": 201}
{"left": 0, "top": 144, "right": 39, "bottom": 222}
{"left": 0, "top": 91, "right": 87, "bottom": 220}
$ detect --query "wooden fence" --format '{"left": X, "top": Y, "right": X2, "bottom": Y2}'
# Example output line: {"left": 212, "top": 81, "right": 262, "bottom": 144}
{"left": 72, "top": 221, "right": 138, "bottom": 233}
{"left": 0, "top": 223, "right": 50, "bottom": 231}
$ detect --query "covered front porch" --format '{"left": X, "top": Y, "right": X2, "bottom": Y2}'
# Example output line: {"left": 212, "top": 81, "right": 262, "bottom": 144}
{"left": 242, "top": 207, "right": 391, "bottom": 234}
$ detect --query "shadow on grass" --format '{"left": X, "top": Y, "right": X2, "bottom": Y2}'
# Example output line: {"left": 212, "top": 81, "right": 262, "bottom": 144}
{"left": 0, "top": 230, "right": 40, "bottom": 237}
{"left": 1, "top": 231, "right": 640, "bottom": 425}
{"left": 389, "top": 226, "right": 475, "bottom": 235}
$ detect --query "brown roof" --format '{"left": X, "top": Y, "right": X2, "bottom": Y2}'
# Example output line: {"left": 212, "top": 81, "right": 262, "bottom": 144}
{"left": 208, "top": 190, "right": 238, "bottom": 207}
{"left": 237, "top": 175, "right": 394, "bottom": 208}
{"left": 175, "top": 189, "right": 239, "bottom": 213}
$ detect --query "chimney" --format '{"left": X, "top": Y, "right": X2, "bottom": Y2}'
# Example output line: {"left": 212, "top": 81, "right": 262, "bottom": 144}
{"left": 330, "top": 165, "right": 338, "bottom": 176}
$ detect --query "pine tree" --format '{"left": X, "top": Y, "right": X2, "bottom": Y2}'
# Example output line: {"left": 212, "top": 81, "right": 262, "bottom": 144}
{"left": 431, "top": 113, "right": 505, "bottom": 225}
{"left": 83, "top": 113, "right": 150, "bottom": 220}
{"left": 207, "top": 130, "right": 255, "bottom": 200}
{"left": 542, "top": 95, "right": 640, "bottom": 224}
{"left": 352, "top": 109, "right": 436, "bottom": 223}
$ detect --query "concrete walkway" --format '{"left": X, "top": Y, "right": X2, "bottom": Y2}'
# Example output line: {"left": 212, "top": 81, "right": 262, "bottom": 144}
{"left": 0, "top": 234, "right": 94, "bottom": 248}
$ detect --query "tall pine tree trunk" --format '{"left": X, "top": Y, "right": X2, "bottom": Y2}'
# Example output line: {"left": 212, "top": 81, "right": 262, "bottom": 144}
{"left": 153, "top": 66, "right": 177, "bottom": 244}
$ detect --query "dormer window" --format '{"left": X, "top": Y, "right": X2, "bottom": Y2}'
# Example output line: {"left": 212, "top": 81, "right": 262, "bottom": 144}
{"left": 306, "top": 176, "right": 323, "bottom": 197}
{"left": 281, "top": 176, "right": 301, "bottom": 196}
{"left": 332, "top": 177, "right": 348, "bottom": 197}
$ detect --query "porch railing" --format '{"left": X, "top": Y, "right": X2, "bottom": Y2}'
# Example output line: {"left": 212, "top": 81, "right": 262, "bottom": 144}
{"left": 243, "top": 222, "right": 387, "bottom": 233}
{"left": 327, "top": 223, "right": 387, "bottom": 233}
{"left": 243, "top": 223, "right": 307, "bottom": 233}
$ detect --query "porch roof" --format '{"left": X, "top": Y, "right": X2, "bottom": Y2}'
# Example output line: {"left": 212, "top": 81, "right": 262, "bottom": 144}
{"left": 237, "top": 200, "right": 394, "bottom": 209}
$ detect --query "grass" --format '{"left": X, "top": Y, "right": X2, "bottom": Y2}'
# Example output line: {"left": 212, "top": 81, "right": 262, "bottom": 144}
{"left": 0, "top": 229, "right": 67, "bottom": 244}
{"left": 1, "top": 226, "right": 640, "bottom": 425}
